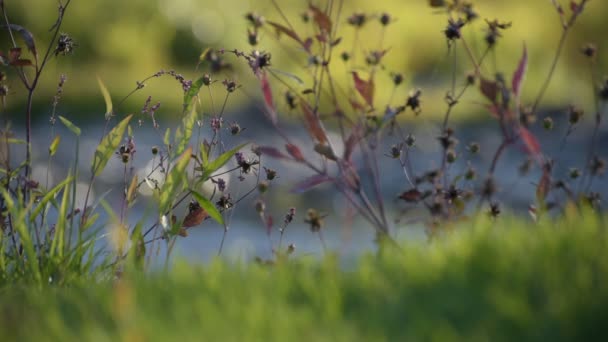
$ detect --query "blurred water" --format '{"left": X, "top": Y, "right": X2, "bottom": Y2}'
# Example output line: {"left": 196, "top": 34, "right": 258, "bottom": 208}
{"left": 12, "top": 108, "right": 608, "bottom": 263}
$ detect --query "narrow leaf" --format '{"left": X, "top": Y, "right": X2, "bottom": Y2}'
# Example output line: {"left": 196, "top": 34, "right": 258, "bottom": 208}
{"left": 59, "top": 115, "right": 81, "bottom": 136}
{"left": 518, "top": 126, "right": 541, "bottom": 156}
{"left": 91, "top": 114, "right": 132, "bottom": 176}
{"left": 259, "top": 71, "right": 277, "bottom": 125}
{"left": 183, "top": 75, "right": 205, "bottom": 112}
{"left": 257, "top": 146, "right": 290, "bottom": 160}
{"left": 158, "top": 147, "right": 192, "bottom": 213}
{"left": 126, "top": 175, "right": 138, "bottom": 204}
{"left": 512, "top": 44, "right": 528, "bottom": 97}
{"left": 203, "top": 143, "right": 248, "bottom": 179}
{"left": 309, "top": 4, "right": 332, "bottom": 33}
{"left": 49, "top": 135, "right": 61, "bottom": 156}
{"left": 191, "top": 190, "right": 224, "bottom": 225}
{"left": 267, "top": 21, "right": 305, "bottom": 47}
{"left": 97, "top": 76, "right": 113, "bottom": 119}
{"left": 285, "top": 143, "right": 305, "bottom": 162}
{"left": 1, "top": 24, "right": 37, "bottom": 60}
{"left": 352, "top": 72, "right": 375, "bottom": 108}
{"left": 301, "top": 102, "right": 328, "bottom": 143}
{"left": 175, "top": 105, "right": 197, "bottom": 156}
{"left": 30, "top": 176, "right": 74, "bottom": 222}
{"left": 290, "top": 174, "right": 332, "bottom": 194}
{"left": 536, "top": 168, "right": 551, "bottom": 204}
{"left": 480, "top": 78, "right": 498, "bottom": 103}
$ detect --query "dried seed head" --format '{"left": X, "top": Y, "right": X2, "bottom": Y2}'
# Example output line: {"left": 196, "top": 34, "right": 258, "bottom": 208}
{"left": 406, "top": 89, "right": 422, "bottom": 114}
{"left": 264, "top": 167, "right": 277, "bottom": 180}
{"left": 391, "top": 73, "right": 404, "bottom": 86}
{"left": 489, "top": 202, "right": 501, "bottom": 218}
{"left": 229, "top": 122, "right": 243, "bottom": 135}
{"left": 151, "top": 146, "right": 159, "bottom": 155}
{"left": 247, "top": 29, "right": 259, "bottom": 46}
{"left": 379, "top": 12, "right": 393, "bottom": 26}
{"left": 465, "top": 166, "right": 476, "bottom": 180}
{"left": 202, "top": 74, "right": 211, "bottom": 86}
{"left": 581, "top": 43, "right": 597, "bottom": 58}
{"left": 255, "top": 199, "right": 266, "bottom": 213}
{"left": 519, "top": 158, "right": 533, "bottom": 175}
{"left": 287, "top": 243, "right": 296, "bottom": 254}
{"left": 446, "top": 149, "right": 457, "bottom": 163}
{"left": 482, "top": 177, "right": 497, "bottom": 197}
{"left": 568, "top": 105, "right": 584, "bottom": 125}
{"left": 466, "top": 72, "right": 476, "bottom": 85}
{"left": 388, "top": 144, "right": 402, "bottom": 159}
{"left": 285, "top": 91, "right": 297, "bottom": 110}
{"left": 444, "top": 18, "right": 465, "bottom": 41}
{"left": 569, "top": 168, "right": 581, "bottom": 179}
{"left": 245, "top": 12, "right": 265, "bottom": 28}
{"left": 543, "top": 117, "right": 554, "bottom": 130}
{"left": 467, "top": 142, "right": 480, "bottom": 154}
{"left": 258, "top": 181, "right": 269, "bottom": 193}
{"left": 590, "top": 156, "right": 606, "bottom": 176}
{"left": 55, "top": 33, "right": 77, "bottom": 56}
{"left": 405, "top": 134, "right": 416, "bottom": 147}
{"left": 599, "top": 78, "right": 608, "bottom": 101}
{"left": 347, "top": 12, "right": 367, "bottom": 28}
{"left": 340, "top": 51, "right": 350, "bottom": 62}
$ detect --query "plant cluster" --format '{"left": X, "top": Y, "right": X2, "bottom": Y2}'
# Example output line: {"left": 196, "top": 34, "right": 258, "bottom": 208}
{"left": 0, "top": 0, "right": 606, "bottom": 283}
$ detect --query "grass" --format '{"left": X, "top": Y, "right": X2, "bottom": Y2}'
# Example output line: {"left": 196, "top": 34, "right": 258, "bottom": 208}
{"left": 2, "top": 212, "right": 607, "bottom": 341}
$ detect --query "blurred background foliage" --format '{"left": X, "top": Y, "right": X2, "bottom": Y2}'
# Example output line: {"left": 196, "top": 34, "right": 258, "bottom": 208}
{"left": 1, "top": 0, "right": 607, "bottom": 123}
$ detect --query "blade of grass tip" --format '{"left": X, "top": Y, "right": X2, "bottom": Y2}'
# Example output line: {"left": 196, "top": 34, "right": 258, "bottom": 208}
{"left": 97, "top": 76, "right": 113, "bottom": 120}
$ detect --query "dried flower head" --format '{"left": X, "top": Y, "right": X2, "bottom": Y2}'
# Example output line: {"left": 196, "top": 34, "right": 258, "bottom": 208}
{"left": 55, "top": 33, "right": 77, "bottom": 56}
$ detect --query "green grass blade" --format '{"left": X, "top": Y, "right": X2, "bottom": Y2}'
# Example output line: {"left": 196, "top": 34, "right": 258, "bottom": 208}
{"left": 91, "top": 114, "right": 133, "bottom": 177}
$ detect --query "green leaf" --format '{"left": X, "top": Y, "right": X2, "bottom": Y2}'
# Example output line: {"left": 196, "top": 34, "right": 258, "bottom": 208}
{"left": 183, "top": 75, "right": 206, "bottom": 113}
{"left": 59, "top": 115, "right": 81, "bottom": 136}
{"left": 97, "top": 76, "right": 113, "bottom": 119}
{"left": 49, "top": 135, "right": 61, "bottom": 156}
{"left": 175, "top": 105, "right": 197, "bottom": 156}
{"left": 158, "top": 147, "right": 192, "bottom": 213}
{"left": 202, "top": 143, "right": 248, "bottom": 180}
{"left": 163, "top": 128, "right": 171, "bottom": 147}
{"left": 91, "top": 114, "right": 132, "bottom": 177}
{"left": 30, "top": 176, "right": 73, "bottom": 222}
{"left": 50, "top": 177, "right": 72, "bottom": 259}
{"left": 191, "top": 190, "right": 224, "bottom": 225}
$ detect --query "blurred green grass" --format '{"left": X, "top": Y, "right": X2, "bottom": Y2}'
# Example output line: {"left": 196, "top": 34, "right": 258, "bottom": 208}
{"left": 2, "top": 0, "right": 607, "bottom": 122}
{"left": 2, "top": 211, "right": 607, "bottom": 341}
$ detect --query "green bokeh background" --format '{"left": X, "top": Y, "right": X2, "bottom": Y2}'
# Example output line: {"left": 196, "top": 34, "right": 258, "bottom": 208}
{"left": 2, "top": 0, "right": 607, "bottom": 122}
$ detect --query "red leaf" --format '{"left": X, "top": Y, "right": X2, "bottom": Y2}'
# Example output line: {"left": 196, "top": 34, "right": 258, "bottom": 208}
{"left": 8, "top": 47, "right": 21, "bottom": 62}
{"left": 303, "top": 38, "right": 314, "bottom": 52}
{"left": 518, "top": 126, "right": 541, "bottom": 156}
{"left": 11, "top": 59, "right": 33, "bottom": 67}
{"left": 399, "top": 189, "right": 422, "bottom": 203}
{"left": 352, "top": 72, "right": 375, "bottom": 108}
{"left": 570, "top": 1, "right": 579, "bottom": 13}
{"left": 512, "top": 44, "right": 527, "bottom": 97}
{"left": 343, "top": 123, "right": 363, "bottom": 161}
{"left": 2, "top": 24, "right": 37, "bottom": 61}
{"left": 285, "top": 143, "right": 305, "bottom": 162}
{"left": 265, "top": 214, "right": 273, "bottom": 236}
{"left": 349, "top": 98, "right": 366, "bottom": 111}
{"left": 536, "top": 168, "right": 551, "bottom": 203}
{"left": 301, "top": 102, "right": 328, "bottom": 143}
{"left": 290, "top": 174, "right": 332, "bottom": 194}
{"left": 309, "top": 5, "right": 332, "bottom": 33}
{"left": 480, "top": 78, "right": 498, "bottom": 103}
{"left": 257, "top": 146, "right": 290, "bottom": 160}
{"left": 182, "top": 207, "right": 208, "bottom": 228}
{"left": 267, "top": 21, "right": 306, "bottom": 47}
{"left": 259, "top": 72, "right": 277, "bottom": 125}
